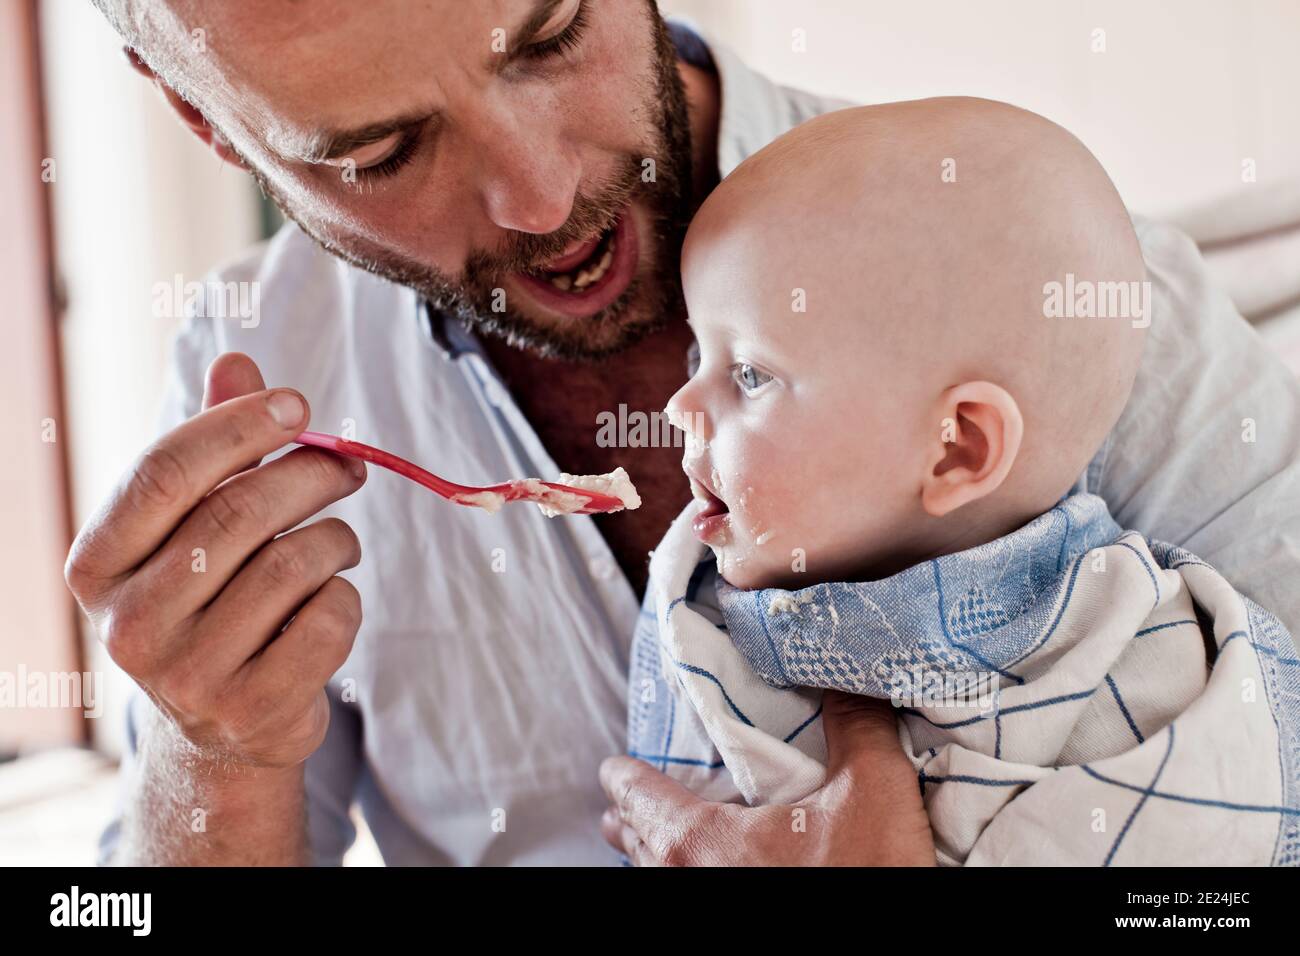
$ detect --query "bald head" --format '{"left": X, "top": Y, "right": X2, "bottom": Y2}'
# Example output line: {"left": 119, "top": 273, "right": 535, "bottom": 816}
{"left": 684, "top": 97, "right": 1147, "bottom": 513}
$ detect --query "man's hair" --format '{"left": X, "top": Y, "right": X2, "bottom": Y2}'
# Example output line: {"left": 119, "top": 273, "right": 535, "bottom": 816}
{"left": 91, "top": 0, "right": 205, "bottom": 108}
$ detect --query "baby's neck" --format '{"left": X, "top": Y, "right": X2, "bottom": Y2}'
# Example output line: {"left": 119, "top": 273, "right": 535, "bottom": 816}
{"left": 853, "top": 496, "right": 1054, "bottom": 584}
{"left": 925, "top": 505, "right": 1041, "bottom": 564}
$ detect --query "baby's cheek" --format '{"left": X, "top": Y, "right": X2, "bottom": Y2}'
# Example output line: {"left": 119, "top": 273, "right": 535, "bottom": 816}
{"left": 728, "top": 472, "right": 811, "bottom": 547}
{"left": 717, "top": 430, "right": 819, "bottom": 548}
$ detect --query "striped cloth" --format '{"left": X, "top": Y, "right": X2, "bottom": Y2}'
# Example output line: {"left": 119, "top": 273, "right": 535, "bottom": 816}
{"left": 628, "top": 493, "right": 1300, "bottom": 865}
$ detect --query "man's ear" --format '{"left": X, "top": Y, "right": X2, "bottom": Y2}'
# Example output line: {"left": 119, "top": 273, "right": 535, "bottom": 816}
{"left": 122, "top": 46, "right": 245, "bottom": 169}
{"left": 921, "top": 381, "right": 1024, "bottom": 518}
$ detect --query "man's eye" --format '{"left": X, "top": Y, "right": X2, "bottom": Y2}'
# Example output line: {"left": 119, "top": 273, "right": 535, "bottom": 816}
{"left": 731, "top": 363, "right": 774, "bottom": 394}
{"left": 352, "top": 131, "right": 422, "bottom": 183}
{"left": 524, "top": 1, "right": 591, "bottom": 61}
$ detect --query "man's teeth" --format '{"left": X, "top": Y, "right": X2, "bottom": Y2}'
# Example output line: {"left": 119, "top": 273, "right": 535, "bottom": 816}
{"left": 548, "top": 238, "right": 615, "bottom": 292}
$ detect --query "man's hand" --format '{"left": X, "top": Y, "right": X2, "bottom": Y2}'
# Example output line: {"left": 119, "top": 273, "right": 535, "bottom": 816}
{"left": 600, "top": 691, "right": 936, "bottom": 866}
{"left": 65, "top": 353, "right": 367, "bottom": 864}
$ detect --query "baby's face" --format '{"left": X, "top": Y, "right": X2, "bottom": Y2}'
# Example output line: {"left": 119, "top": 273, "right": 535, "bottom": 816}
{"left": 665, "top": 193, "right": 935, "bottom": 590}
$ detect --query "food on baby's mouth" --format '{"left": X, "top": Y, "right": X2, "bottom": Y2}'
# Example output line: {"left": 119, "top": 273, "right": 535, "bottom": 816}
{"left": 450, "top": 467, "right": 641, "bottom": 518}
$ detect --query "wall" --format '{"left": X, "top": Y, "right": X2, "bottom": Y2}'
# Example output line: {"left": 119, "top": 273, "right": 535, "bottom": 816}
{"left": 39, "top": 0, "right": 263, "bottom": 755}
{"left": 660, "top": 0, "right": 1300, "bottom": 219}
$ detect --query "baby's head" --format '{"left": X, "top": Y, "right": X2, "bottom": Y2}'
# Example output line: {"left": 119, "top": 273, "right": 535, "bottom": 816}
{"left": 666, "top": 98, "right": 1147, "bottom": 590}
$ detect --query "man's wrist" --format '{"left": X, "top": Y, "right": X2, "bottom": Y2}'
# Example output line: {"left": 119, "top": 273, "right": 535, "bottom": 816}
{"left": 119, "top": 704, "right": 310, "bottom": 865}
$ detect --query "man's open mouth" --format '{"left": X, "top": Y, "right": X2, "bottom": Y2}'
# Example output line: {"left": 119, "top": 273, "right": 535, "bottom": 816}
{"left": 512, "top": 209, "right": 639, "bottom": 319}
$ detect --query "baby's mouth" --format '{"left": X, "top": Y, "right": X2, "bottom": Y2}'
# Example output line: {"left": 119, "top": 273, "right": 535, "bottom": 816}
{"left": 688, "top": 474, "right": 730, "bottom": 542}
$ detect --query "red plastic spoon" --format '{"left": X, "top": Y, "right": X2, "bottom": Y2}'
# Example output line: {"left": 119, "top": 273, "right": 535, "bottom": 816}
{"left": 294, "top": 431, "right": 626, "bottom": 515}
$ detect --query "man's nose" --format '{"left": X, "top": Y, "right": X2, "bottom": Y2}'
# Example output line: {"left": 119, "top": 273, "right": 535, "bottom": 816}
{"left": 475, "top": 125, "right": 581, "bottom": 235}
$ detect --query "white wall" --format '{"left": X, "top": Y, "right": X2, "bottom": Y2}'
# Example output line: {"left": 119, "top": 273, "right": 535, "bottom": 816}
{"left": 40, "top": 0, "right": 263, "bottom": 755}
{"left": 660, "top": 0, "right": 1300, "bottom": 219}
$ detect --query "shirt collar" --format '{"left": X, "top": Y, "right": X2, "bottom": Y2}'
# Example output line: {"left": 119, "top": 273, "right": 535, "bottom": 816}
{"left": 686, "top": 21, "right": 808, "bottom": 178}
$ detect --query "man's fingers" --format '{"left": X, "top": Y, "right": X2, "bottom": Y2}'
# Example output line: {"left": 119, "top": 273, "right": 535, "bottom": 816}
{"left": 599, "top": 756, "right": 721, "bottom": 865}
{"left": 241, "top": 574, "right": 362, "bottom": 711}
{"left": 600, "top": 756, "right": 701, "bottom": 827}
{"left": 821, "top": 690, "right": 908, "bottom": 779}
{"left": 202, "top": 352, "right": 267, "bottom": 410}
{"left": 818, "top": 691, "right": 937, "bottom": 865}
{"left": 65, "top": 387, "right": 310, "bottom": 595}
{"left": 187, "top": 518, "right": 362, "bottom": 676}
{"left": 127, "top": 446, "right": 365, "bottom": 619}
{"left": 600, "top": 808, "right": 658, "bottom": 866}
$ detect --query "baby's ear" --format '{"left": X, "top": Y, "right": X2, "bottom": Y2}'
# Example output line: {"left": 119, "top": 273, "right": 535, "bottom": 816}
{"left": 920, "top": 381, "right": 1023, "bottom": 518}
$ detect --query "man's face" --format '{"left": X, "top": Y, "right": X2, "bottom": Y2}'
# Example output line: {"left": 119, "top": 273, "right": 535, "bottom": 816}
{"left": 169, "top": 0, "right": 693, "bottom": 360}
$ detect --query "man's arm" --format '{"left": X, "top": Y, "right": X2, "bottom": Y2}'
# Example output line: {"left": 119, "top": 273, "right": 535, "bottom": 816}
{"left": 601, "top": 692, "right": 935, "bottom": 866}
{"left": 112, "top": 700, "right": 310, "bottom": 865}
{"left": 70, "top": 352, "right": 367, "bottom": 866}
{"left": 102, "top": 681, "right": 365, "bottom": 866}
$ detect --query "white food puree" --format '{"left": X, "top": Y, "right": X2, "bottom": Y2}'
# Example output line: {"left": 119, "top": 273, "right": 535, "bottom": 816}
{"left": 451, "top": 467, "right": 641, "bottom": 518}
{"left": 536, "top": 467, "right": 641, "bottom": 517}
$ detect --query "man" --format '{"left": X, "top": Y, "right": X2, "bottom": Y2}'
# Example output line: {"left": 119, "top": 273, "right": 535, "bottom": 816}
{"left": 70, "top": 0, "right": 1299, "bottom": 865}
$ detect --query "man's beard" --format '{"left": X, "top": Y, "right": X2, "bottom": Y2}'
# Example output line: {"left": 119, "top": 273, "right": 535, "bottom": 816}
{"left": 250, "top": 8, "right": 694, "bottom": 363}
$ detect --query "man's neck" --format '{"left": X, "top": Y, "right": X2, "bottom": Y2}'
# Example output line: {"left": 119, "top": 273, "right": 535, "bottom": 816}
{"left": 678, "top": 57, "right": 722, "bottom": 204}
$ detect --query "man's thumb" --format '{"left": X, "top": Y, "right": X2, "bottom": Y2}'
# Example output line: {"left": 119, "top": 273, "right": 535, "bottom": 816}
{"left": 202, "top": 352, "right": 272, "bottom": 474}
{"left": 202, "top": 351, "right": 267, "bottom": 410}
{"left": 821, "top": 690, "right": 905, "bottom": 777}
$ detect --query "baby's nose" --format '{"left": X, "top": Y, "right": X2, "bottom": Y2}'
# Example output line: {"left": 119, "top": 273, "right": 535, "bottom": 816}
{"left": 663, "top": 394, "right": 711, "bottom": 462}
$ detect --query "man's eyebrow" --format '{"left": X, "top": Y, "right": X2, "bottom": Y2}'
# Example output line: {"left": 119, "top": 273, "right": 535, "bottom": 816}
{"left": 280, "top": 111, "right": 435, "bottom": 165}
{"left": 274, "top": 0, "right": 567, "bottom": 164}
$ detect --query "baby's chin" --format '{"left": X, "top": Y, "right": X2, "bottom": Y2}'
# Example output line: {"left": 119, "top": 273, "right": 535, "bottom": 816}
{"left": 707, "top": 530, "right": 785, "bottom": 591}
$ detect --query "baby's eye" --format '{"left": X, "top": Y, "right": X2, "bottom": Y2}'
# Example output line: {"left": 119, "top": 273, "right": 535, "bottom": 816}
{"left": 731, "top": 363, "right": 774, "bottom": 395}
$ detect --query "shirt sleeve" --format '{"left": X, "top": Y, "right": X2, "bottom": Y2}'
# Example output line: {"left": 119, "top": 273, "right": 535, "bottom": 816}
{"left": 1087, "top": 216, "right": 1300, "bottom": 641}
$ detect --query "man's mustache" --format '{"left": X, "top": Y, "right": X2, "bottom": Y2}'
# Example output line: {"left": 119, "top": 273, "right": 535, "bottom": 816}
{"left": 464, "top": 156, "right": 642, "bottom": 283}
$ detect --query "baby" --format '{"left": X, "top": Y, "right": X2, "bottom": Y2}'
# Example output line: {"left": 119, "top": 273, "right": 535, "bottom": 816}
{"left": 629, "top": 99, "right": 1300, "bottom": 866}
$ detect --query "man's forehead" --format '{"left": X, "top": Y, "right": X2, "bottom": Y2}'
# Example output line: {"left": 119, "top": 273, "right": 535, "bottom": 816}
{"left": 161, "top": 0, "right": 544, "bottom": 155}
{"left": 161, "top": 0, "right": 516, "bottom": 45}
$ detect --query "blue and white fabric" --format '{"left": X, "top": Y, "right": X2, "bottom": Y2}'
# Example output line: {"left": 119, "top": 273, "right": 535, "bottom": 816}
{"left": 629, "top": 493, "right": 1300, "bottom": 865}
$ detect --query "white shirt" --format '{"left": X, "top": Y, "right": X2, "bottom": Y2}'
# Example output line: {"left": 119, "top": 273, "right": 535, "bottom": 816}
{"left": 102, "top": 26, "right": 1300, "bottom": 866}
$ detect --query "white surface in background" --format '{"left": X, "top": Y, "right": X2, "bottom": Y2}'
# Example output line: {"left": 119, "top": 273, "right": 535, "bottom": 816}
{"left": 39, "top": 0, "right": 263, "bottom": 758}
{"left": 661, "top": 0, "right": 1300, "bottom": 221}
{"left": 0, "top": 749, "right": 116, "bottom": 865}
{"left": 0, "top": 748, "right": 383, "bottom": 866}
